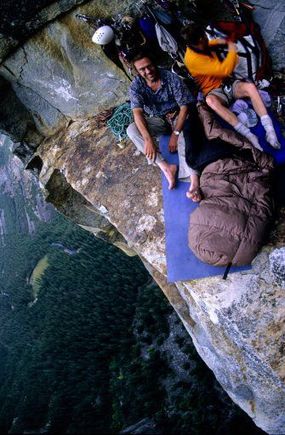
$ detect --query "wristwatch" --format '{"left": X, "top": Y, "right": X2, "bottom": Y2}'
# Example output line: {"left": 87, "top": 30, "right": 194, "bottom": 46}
{"left": 173, "top": 130, "right": 180, "bottom": 136}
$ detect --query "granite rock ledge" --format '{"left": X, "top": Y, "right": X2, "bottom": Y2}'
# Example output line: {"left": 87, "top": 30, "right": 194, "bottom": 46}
{"left": 35, "top": 116, "right": 285, "bottom": 435}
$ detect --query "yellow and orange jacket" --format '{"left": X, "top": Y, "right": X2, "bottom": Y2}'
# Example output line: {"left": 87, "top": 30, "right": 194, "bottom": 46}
{"left": 184, "top": 40, "right": 238, "bottom": 96}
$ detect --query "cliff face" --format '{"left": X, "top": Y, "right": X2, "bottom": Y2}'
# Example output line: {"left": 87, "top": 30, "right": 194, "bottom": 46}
{"left": 251, "top": 0, "right": 285, "bottom": 71}
{"left": 36, "top": 112, "right": 285, "bottom": 435}
{"left": 0, "top": 134, "right": 54, "bottom": 243}
{"left": 0, "top": 1, "right": 285, "bottom": 434}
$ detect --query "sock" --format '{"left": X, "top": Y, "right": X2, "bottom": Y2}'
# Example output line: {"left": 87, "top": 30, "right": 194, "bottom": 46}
{"left": 234, "top": 122, "right": 262, "bottom": 151}
{"left": 260, "top": 115, "right": 280, "bottom": 149}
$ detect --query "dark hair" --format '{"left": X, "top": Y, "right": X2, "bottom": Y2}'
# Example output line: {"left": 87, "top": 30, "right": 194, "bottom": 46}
{"left": 181, "top": 24, "right": 206, "bottom": 46}
{"left": 128, "top": 50, "right": 155, "bottom": 65}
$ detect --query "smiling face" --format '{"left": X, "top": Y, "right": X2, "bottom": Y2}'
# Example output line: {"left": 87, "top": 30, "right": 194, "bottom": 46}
{"left": 133, "top": 57, "right": 159, "bottom": 83}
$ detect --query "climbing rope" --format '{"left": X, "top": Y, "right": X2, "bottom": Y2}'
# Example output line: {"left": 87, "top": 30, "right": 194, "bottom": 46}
{"left": 107, "top": 102, "right": 133, "bottom": 140}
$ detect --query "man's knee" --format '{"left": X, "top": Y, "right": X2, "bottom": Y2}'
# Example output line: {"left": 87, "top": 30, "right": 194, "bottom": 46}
{"left": 126, "top": 122, "right": 138, "bottom": 141}
{"left": 237, "top": 81, "right": 258, "bottom": 97}
{"left": 205, "top": 94, "right": 223, "bottom": 110}
{"left": 126, "top": 122, "right": 145, "bottom": 153}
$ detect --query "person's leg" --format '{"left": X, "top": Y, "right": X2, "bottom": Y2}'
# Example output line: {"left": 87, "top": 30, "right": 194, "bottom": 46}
{"left": 205, "top": 93, "right": 262, "bottom": 150}
{"left": 156, "top": 160, "right": 177, "bottom": 190}
{"left": 206, "top": 93, "right": 237, "bottom": 125}
{"left": 127, "top": 118, "right": 177, "bottom": 189}
{"left": 186, "top": 173, "right": 202, "bottom": 202}
{"left": 126, "top": 117, "right": 168, "bottom": 159}
{"left": 176, "top": 118, "right": 202, "bottom": 202}
{"left": 234, "top": 81, "right": 280, "bottom": 149}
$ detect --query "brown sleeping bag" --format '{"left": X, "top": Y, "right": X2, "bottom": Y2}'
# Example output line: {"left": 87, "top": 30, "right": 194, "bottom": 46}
{"left": 188, "top": 103, "right": 275, "bottom": 266}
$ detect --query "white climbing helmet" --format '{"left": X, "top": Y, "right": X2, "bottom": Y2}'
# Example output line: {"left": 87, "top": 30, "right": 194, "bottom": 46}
{"left": 92, "top": 25, "right": 114, "bottom": 45}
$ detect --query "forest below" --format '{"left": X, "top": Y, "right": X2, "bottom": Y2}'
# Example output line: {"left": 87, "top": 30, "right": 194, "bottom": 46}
{"left": 0, "top": 211, "right": 265, "bottom": 434}
{"left": 0, "top": 132, "right": 265, "bottom": 435}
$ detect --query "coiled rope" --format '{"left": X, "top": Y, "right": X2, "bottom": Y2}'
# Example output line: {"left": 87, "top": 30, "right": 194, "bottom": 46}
{"left": 107, "top": 102, "right": 133, "bottom": 140}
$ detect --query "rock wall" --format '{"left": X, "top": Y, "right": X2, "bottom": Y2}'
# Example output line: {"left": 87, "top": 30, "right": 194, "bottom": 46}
{"left": 0, "top": 0, "right": 87, "bottom": 63}
{"left": 0, "top": 1, "right": 285, "bottom": 434}
{"left": 251, "top": 0, "right": 285, "bottom": 72}
{"left": 0, "top": 0, "right": 132, "bottom": 145}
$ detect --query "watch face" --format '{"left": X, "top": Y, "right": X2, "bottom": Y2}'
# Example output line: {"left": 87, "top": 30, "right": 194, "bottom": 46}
{"left": 174, "top": 130, "right": 180, "bottom": 136}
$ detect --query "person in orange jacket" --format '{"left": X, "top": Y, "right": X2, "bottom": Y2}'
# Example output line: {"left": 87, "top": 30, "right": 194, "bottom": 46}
{"left": 182, "top": 24, "right": 280, "bottom": 150}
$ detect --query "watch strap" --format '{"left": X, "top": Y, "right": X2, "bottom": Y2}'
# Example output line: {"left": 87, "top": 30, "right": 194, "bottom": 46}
{"left": 173, "top": 130, "right": 180, "bottom": 136}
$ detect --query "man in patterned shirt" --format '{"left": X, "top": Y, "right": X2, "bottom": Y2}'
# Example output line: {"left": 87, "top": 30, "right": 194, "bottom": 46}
{"left": 127, "top": 52, "right": 201, "bottom": 201}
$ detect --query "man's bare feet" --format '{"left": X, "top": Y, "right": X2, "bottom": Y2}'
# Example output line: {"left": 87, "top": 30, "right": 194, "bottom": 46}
{"left": 186, "top": 186, "right": 202, "bottom": 202}
{"left": 160, "top": 163, "right": 177, "bottom": 189}
{"left": 186, "top": 173, "right": 202, "bottom": 202}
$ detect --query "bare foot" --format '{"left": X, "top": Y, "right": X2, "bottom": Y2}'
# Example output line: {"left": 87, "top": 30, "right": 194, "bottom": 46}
{"left": 186, "top": 187, "right": 202, "bottom": 202}
{"left": 161, "top": 164, "right": 177, "bottom": 190}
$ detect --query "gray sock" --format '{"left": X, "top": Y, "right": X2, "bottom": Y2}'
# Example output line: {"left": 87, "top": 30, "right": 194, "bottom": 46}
{"left": 234, "top": 122, "right": 262, "bottom": 151}
{"left": 261, "top": 115, "right": 280, "bottom": 149}
{"left": 260, "top": 114, "right": 273, "bottom": 129}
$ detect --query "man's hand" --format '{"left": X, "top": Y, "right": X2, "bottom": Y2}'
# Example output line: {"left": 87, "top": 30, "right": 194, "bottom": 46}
{"left": 144, "top": 138, "right": 157, "bottom": 160}
{"left": 168, "top": 133, "right": 178, "bottom": 153}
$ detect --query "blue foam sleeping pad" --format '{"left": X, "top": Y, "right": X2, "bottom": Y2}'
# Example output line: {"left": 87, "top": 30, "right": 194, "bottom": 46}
{"left": 160, "top": 111, "right": 285, "bottom": 283}
{"left": 159, "top": 138, "right": 250, "bottom": 283}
